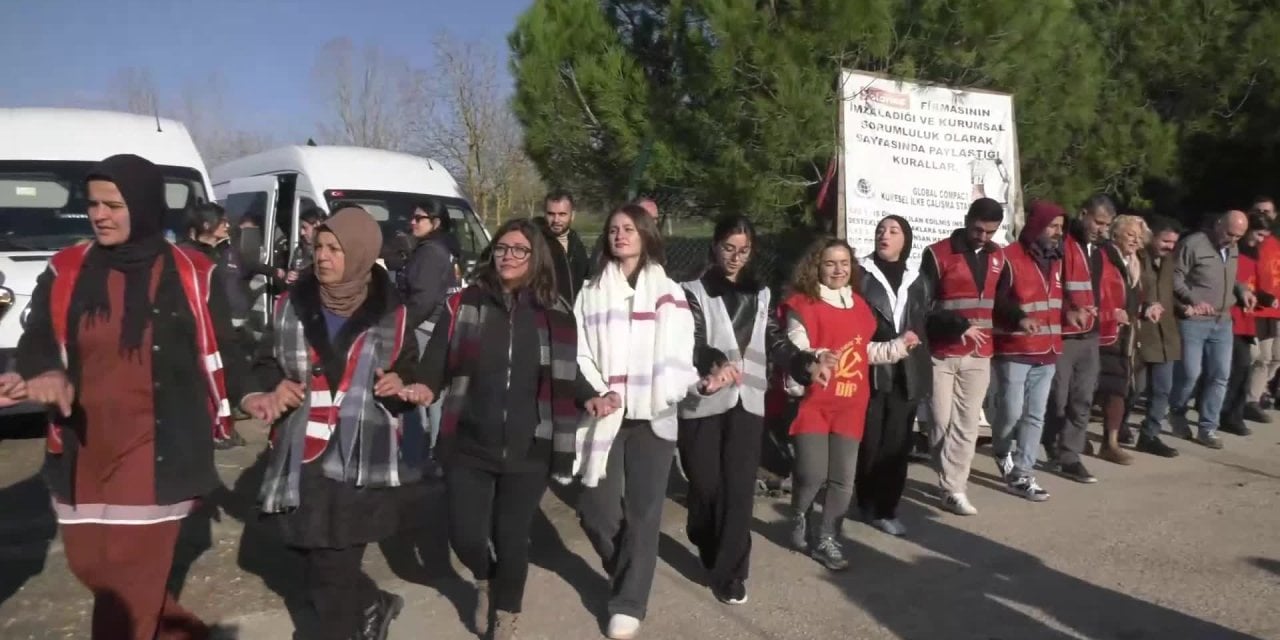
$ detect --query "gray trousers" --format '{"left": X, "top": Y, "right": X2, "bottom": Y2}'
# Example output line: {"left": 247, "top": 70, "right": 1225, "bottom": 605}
{"left": 578, "top": 421, "right": 675, "bottom": 620}
{"left": 791, "top": 433, "right": 860, "bottom": 538}
{"left": 1043, "top": 336, "right": 1101, "bottom": 465}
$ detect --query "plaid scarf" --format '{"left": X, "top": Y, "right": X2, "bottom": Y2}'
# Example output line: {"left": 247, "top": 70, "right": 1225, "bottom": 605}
{"left": 438, "top": 286, "right": 579, "bottom": 462}
{"left": 259, "top": 296, "right": 412, "bottom": 514}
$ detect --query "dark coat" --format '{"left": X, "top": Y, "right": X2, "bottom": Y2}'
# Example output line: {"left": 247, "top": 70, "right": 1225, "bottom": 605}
{"left": 536, "top": 221, "right": 591, "bottom": 304}
{"left": 1136, "top": 248, "right": 1182, "bottom": 364}
{"left": 17, "top": 249, "right": 252, "bottom": 505}
{"left": 860, "top": 259, "right": 933, "bottom": 401}
{"left": 399, "top": 234, "right": 460, "bottom": 330}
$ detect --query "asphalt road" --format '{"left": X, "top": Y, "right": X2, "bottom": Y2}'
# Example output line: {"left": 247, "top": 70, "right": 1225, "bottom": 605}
{"left": 1, "top": 414, "right": 1278, "bottom": 640}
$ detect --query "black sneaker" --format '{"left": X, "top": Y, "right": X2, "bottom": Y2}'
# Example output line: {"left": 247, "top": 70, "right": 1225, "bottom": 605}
{"left": 1118, "top": 426, "right": 1135, "bottom": 446}
{"left": 1169, "top": 411, "right": 1194, "bottom": 440}
{"left": 1260, "top": 393, "right": 1274, "bottom": 410}
{"left": 1195, "top": 433, "right": 1225, "bottom": 449}
{"left": 1243, "top": 402, "right": 1272, "bottom": 424}
{"left": 715, "top": 580, "right": 748, "bottom": 605}
{"left": 811, "top": 536, "right": 850, "bottom": 571}
{"left": 1136, "top": 435, "right": 1179, "bottom": 458}
{"left": 1057, "top": 461, "right": 1098, "bottom": 484}
{"left": 361, "top": 591, "right": 404, "bottom": 640}
{"left": 1219, "top": 422, "right": 1252, "bottom": 436}
{"left": 1007, "top": 476, "right": 1051, "bottom": 502}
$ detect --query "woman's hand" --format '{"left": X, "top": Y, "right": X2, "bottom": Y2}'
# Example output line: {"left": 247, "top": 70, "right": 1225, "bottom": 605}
{"left": 586, "top": 391, "right": 622, "bottom": 418}
{"left": 242, "top": 392, "right": 285, "bottom": 423}
{"left": 373, "top": 369, "right": 405, "bottom": 398}
{"left": 274, "top": 379, "right": 306, "bottom": 410}
{"left": 700, "top": 363, "right": 741, "bottom": 394}
{"left": 398, "top": 383, "right": 434, "bottom": 406}
{"left": 900, "top": 330, "right": 921, "bottom": 349}
{"left": 0, "top": 373, "right": 27, "bottom": 409}
{"left": 27, "top": 370, "right": 75, "bottom": 417}
{"left": 807, "top": 361, "right": 833, "bottom": 387}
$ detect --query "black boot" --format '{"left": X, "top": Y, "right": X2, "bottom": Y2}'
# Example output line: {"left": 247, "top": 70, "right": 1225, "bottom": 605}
{"left": 361, "top": 591, "right": 404, "bottom": 640}
{"left": 1136, "top": 435, "right": 1179, "bottom": 458}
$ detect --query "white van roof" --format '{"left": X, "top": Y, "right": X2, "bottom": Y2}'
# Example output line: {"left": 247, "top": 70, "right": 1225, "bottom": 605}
{"left": 211, "top": 145, "right": 464, "bottom": 201}
{"left": 0, "top": 107, "right": 207, "bottom": 170}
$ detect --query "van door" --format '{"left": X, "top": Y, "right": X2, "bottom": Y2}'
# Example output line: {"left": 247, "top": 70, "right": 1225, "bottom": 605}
{"left": 216, "top": 175, "right": 281, "bottom": 333}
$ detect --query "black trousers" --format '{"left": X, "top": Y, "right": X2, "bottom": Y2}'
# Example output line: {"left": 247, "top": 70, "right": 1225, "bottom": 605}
{"left": 446, "top": 463, "right": 549, "bottom": 613}
{"left": 1223, "top": 335, "right": 1254, "bottom": 427}
{"left": 856, "top": 388, "right": 918, "bottom": 520}
{"left": 676, "top": 405, "right": 763, "bottom": 591}
{"left": 296, "top": 545, "right": 379, "bottom": 640}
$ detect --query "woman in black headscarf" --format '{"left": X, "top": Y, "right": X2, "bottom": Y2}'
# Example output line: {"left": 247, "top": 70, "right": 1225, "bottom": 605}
{"left": 853, "top": 215, "right": 933, "bottom": 536}
{"left": 16, "top": 154, "right": 250, "bottom": 639}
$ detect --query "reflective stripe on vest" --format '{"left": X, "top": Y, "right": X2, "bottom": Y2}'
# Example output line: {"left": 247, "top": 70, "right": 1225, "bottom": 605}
{"left": 678, "top": 280, "right": 770, "bottom": 418}
{"left": 994, "top": 243, "right": 1065, "bottom": 356}
{"left": 1061, "top": 236, "right": 1098, "bottom": 335}
{"left": 927, "top": 238, "right": 1003, "bottom": 359}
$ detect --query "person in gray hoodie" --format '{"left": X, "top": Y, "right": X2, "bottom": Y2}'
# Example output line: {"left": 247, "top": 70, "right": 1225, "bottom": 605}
{"left": 1169, "top": 209, "right": 1252, "bottom": 449}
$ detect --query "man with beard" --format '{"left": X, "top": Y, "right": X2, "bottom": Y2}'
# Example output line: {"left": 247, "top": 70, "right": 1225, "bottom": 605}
{"left": 989, "top": 201, "right": 1066, "bottom": 502}
{"left": 541, "top": 190, "right": 590, "bottom": 303}
{"left": 1170, "top": 210, "right": 1253, "bottom": 449}
{"left": 1042, "top": 195, "right": 1122, "bottom": 484}
{"left": 1247, "top": 195, "right": 1280, "bottom": 413}
{"left": 1134, "top": 217, "right": 1184, "bottom": 457}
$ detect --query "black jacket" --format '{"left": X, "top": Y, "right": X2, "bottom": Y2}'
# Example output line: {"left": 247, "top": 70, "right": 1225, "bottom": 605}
{"left": 17, "top": 250, "right": 252, "bottom": 505}
{"left": 251, "top": 266, "right": 419, "bottom": 416}
{"left": 538, "top": 222, "right": 591, "bottom": 304}
{"left": 860, "top": 260, "right": 933, "bottom": 401}
{"left": 684, "top": 270, "right": 804, "bottom": 381}
{"left": 399, "top": 235, "right": 460, "bottom": 329}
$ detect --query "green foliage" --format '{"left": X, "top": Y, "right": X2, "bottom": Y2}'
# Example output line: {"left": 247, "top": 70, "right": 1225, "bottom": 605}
{"left": 511, "top": 0, "right": 1280, "bottom": 228}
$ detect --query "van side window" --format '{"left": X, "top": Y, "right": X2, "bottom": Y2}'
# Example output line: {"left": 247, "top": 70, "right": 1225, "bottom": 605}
{"left": 446, "top": 205, "right": 487, "bottom": 266}
{"left": 224, "top": 191, "right": 267, "bottom": 226}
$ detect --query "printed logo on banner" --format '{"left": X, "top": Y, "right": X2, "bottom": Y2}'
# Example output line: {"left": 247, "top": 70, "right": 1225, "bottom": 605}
{"left": 864, "top": 88, "right": 910, "bottom": 110}
{"left": 855, "top": 178, "right": 873, "bottom": 198}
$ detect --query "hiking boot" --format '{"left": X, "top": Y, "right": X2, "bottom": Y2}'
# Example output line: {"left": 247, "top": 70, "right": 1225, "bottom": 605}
{"left": 492, "top": 611, "right": 520, "bottom": 640}
{"left": 1007, "top": 476, "right": 1051, "bottom": 502}
{"left": 811, "top": 535, "right": 850, "bottom": 571}
{"left": 1195, "top": 432, "right": 1225, "bottom": 449}
{"left": 1136, "top": 435, "right": 1179, "bottom": 458}
{"left": 1118, "top": 425, "right": 1136, "bottom": 446}
{"left": 1098, "top": 445, "right": 1133, "bottom": 465}
{"left": 1219, "top": 422, "right": 1252, "bottom": 436}
{"left": 1057, "top": 461, "right": 1097, "bottom": 484}
{"left": 1244, "top": 402, "right": 1271, "bottom": 424}
{"left": 473, "top": 580, "right": 491, "bottom": 635}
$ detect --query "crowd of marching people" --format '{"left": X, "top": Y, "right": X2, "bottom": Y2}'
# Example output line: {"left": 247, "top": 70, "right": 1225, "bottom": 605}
{"left": 0, "top": 152, "right": 1276, "bottom": 640}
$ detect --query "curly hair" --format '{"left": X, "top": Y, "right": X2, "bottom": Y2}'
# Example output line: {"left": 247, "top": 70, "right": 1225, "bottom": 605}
{"left": 471, "top": 218, "right": 561, "bottom": 309}
{"left": 788, "top": 236, "right": 861, "bottom": 300}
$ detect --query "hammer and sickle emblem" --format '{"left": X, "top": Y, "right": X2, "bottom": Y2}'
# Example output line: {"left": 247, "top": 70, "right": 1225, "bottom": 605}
{"left": 835, "top": 342, "right": 863, "bottom": 379}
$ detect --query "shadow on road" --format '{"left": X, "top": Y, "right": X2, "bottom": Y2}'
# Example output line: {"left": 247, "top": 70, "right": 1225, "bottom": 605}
{"left": 809, "top": 477, "right": 1265, "bottom": 640}
{"left": 0, "top": 471, "right": 56, "bottom": 608}
{"left": 375, "top": 479, "right": 472, "bottom": 629}
{"left": 1248, "top": 556, "right": 1280, "bottom": 578}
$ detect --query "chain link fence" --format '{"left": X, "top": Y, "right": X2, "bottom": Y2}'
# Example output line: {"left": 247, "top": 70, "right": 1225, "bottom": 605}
{"left": 661, "top": 229, "right": 822, "bottom": 290}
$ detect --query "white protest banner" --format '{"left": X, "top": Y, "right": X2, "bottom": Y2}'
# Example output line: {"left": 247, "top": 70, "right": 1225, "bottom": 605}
{"left": 839, "top": 70, "right": 1021, "bottom": 266}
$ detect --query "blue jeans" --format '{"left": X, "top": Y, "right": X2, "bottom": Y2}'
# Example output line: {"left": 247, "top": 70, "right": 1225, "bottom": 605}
{"left": 1141, "top": 361, "right": 1175, "bottom": 439}
{"left": 991, "top": 359, "right": 1056, "bottom": 478}
{"left": 1172, "top": 317, "right": 1233, "bottom": 435}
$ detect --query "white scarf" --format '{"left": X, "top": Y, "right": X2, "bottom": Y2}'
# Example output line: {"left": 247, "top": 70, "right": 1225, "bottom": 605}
{"left": 573, "top": 261, "right": 698, "bottom": 486}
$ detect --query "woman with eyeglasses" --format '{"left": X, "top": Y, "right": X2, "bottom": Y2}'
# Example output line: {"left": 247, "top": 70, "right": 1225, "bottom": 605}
{"left": 413, "top": 218, "right": 590, "bottom": 640}
{"left": 574, "top": 204, "right": 700, "bottom": 640}
{"left": 677, "top": 214, "right": 802, "bottom": 606}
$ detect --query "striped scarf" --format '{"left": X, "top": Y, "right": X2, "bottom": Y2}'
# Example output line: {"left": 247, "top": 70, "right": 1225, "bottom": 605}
{"left": 259, "top": 296, "right": 411, "bottom": 514}
{"left": 438, "top": 286, "right": 580, "bottom": 461}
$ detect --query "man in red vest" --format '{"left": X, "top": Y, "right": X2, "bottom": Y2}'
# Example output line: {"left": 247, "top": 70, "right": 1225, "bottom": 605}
{"left": 989, "top": 201, "right": 1067, "bottom": 502}
{"left": 1247, "top": 195, "right": 1280, "bottom": 415}
{"left": 920, "top": 198, "right": 1005, "bottom": 516}
{"left": 1222, "top": 213, "right": 1277, "bottom": 434}
{"left": 1042, "top": 195, "right": 1120, "bottom": 484}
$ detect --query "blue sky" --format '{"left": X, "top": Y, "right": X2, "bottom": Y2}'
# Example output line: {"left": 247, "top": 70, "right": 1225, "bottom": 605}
{"left": 0, "top": 0, "right": 531, "bottom": 142}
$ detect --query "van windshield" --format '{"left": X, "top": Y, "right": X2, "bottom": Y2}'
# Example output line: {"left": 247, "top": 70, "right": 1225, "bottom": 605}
{"left": 0, "top": 160, "right": 208, "bottom": 252}
{"left": 323, "top": 189, "right": 490, "bottom": 266}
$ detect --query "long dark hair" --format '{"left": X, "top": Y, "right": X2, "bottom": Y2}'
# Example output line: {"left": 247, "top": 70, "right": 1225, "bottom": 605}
{"left": 788, "top": 236, "right": 861, "bottom": 300}
{"left": 472, "top": 218, "right": 560, "bottom": 308}
{"left": 706, "top": 214, "right": 760, "bottom": 288}
{"left": 593, "top": 204, "right": 665, "bottom": 277}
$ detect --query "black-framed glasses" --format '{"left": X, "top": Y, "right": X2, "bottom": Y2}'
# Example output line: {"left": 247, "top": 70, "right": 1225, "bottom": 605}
{"left": 719, "top": 243, "right": 752, "bottom": 260}
{"left": 493, "top": 243, "right": 532, "bottom": 260}
{"left": 412, "top": 215, "right": 434, "bottom": 223}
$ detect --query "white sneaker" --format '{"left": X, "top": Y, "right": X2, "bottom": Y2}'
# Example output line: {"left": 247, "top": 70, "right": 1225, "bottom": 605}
{"left": 943, "top": 492, "right": 978, "bottom": 516}
{"left": 996, "top": 453, "right": 1014, "bottom": 480}
{"left": 607, "top": 614, "right": 641, "bottom": 640}
{"left": 871, "top": 518, "right": 907, "bottom": 537}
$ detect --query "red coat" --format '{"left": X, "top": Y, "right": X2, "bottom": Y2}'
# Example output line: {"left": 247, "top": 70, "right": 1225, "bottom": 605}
{"left": 926, "top": 239, "right": 1003, "bottom": 359}
{"left": 994, "top": 243, "right": 1064, "bottom": 356}
{"left": 781, "top": 292, "right": 877, "bottom": 441}
{"left": 1255, "top": 235, "right": 1280, "bottom": 319}
{"left": 1233, "top": 250, "right": 1259, "bottom": 337}
{"left": 1095, "top": 245, "right": 1128, "bottom": 347}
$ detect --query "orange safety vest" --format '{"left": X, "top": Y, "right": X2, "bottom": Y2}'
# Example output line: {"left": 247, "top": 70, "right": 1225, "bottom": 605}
{"left": 994, "top": 243, "right": 1064, "bottom": 356}
{"left": 926, "top": 238, "right": 1004, "bottom": 359}
{"left": 46, "top": 243, "right": 232, "bottom": 454}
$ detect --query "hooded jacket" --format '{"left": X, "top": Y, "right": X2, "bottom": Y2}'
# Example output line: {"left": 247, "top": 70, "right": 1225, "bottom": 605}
{"left": 993, "top": 201, "right": 1065, "bottom": 365}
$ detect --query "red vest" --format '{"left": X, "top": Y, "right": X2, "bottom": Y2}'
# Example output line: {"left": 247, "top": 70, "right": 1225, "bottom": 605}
{"left": 1255, "top": 235, "right": 1280, "bottom": 319}
{"left": 1095, "top": 246, "right": 1127, "bottom": 347}
{"left": 781, "top": 292, "right": 877, "bottom": 440}
{"left": 1233, "top": 251, "right": 1259, "bottom": 336}
{"left": 926, "top": 239, "right": 1003, "bottom": 359}
{"left": 994, "top": 243, "right": 1064, "bottom": 356}
{"left": 1061, "top": 236, "right": 1098, "bottom": 335}
{"left": 269, "top": 296, "right": 408, "bottom": 463}
{"left": 46, "top": 243, "right": 232, "bottom": 454}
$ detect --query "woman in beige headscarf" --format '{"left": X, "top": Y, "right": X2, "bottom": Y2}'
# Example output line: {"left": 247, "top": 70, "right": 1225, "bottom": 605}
{"left": 242, "top": 206, "right": 430, "bottom": 640}
{"left": 1093, "top": 214, "right": 1148, "bottom": 464}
